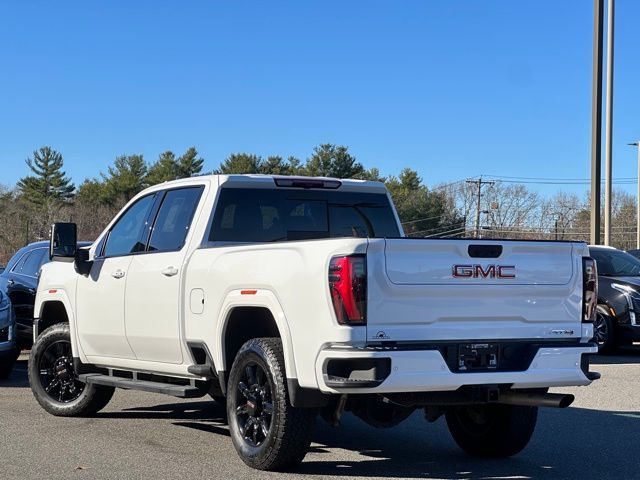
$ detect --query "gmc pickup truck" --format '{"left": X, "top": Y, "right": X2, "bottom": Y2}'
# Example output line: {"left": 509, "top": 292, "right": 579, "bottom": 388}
{"left": 28, "top": 174, "right": 600, "bottom": 471}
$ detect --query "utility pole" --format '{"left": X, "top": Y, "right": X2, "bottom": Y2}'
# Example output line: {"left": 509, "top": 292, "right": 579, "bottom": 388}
{"left": 604, "top": 0, "right": 615, "bottom": 246}
{"left": 590, "top": 0, "right": 604, "bottom": 245}
{"left": 630, "top": 142, "right": 640, "bottom": 249}
{"left": 466, "top": 178, "right": 494, "bottom": 238}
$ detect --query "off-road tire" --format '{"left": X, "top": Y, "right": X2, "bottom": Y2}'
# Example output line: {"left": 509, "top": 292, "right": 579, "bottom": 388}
{"left": 446, "top": 404, "right": 538, "bottom": 457}
{"left": 227, "top": 337, "right": 316, "bottom": 471}
{"left": 28, "top": 323, "right": 114, "bottom": 417}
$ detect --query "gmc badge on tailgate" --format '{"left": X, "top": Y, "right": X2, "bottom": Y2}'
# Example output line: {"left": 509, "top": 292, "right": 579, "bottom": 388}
{"left": 452, "top": 264, "right": 516, "bottom": 279}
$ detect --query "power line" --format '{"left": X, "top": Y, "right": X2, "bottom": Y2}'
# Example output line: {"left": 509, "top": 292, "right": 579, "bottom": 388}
{"left": 401, "top": 213, "right": 449, "bottom": 226}
{"left": 466, "top": 177, "right": 494, "bottom": 238}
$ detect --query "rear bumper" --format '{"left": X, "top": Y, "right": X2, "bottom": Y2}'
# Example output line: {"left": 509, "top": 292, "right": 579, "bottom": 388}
{"left": 315, "top": 343, "right": 599, "bottom": 394}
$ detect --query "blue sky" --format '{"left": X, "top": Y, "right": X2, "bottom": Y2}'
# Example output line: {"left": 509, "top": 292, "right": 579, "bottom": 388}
{"left": 1, "top": 1, "right": 638, "bottom": 197}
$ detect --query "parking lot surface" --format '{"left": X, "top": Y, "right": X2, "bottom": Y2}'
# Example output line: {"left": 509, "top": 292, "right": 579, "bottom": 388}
{"left": 1, "top": 349, "right": 639, "bottom": 480}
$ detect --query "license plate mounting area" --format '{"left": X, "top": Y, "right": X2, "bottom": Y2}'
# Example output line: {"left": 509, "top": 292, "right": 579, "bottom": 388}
{"left": 457, "top": 343, "right": 499, "bottom": 372}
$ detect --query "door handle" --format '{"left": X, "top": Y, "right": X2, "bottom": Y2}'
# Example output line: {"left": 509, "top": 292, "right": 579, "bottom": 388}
{"left": 7, "top": 279, "right": 14, "bottom": 286}
{"left": 111, "top": 269, "right": 125, "bottom": 279}
{"left": 161, "top": 266, "right": 179, "bottom": 277}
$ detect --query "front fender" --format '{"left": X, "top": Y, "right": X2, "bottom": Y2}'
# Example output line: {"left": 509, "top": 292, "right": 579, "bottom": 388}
{"left": 35, "top": 289, "right": 84, "bottom": 360}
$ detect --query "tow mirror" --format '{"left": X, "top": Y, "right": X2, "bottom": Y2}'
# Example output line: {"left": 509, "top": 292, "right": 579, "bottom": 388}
{"left": 50, "top": 223, "right": 78, "bottom": 260}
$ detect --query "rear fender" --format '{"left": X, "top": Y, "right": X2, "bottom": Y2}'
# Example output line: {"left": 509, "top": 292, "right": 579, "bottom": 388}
{"left": 216, "top": 289, "right": 297, "bottom": 379}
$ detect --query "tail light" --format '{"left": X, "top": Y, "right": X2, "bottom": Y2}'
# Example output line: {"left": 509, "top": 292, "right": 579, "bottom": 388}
{"left": 582, "top": 257, "right": 598, "bottom": 323}
{"left": 328, "top": 255, "right": 367, "bottom": 325}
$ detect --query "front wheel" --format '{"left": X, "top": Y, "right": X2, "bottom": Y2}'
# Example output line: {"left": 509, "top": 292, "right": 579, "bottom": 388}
{"left": 227, "top": 337, "right": 316, "bottom": 471}
{"left": 445, "top": 404, "right": 538, "bottom": 457}
{"left": 28, "top": 323, "right": 115, "bottom": 417}
{"left": 593, "top": 306, "right": 617, "bottom": 354}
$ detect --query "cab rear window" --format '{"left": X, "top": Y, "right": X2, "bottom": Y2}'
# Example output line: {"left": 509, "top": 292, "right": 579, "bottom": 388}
{"left": 209, "top": 188, "right": 399, "bottom": 242}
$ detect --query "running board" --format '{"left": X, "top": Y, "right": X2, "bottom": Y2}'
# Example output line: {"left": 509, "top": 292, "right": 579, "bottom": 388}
{"left": 78, "top": 373, "right": 204, "bottom": 398}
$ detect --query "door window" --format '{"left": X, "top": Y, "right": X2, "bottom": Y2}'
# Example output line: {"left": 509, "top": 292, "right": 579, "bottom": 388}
{"left": 147, "top": 187, "right": 204, "bottom": 252}
{"left": 10, "top": 252, "right": 30, "bottom": 274}
{"left": 21, "top": 249, "right": 48, "bottom": 277}
{"left": 12, "top": 248, "right": 48, "bottom": 277}
{"left": 103, "top": 194, "right": 156, "bottom": 257}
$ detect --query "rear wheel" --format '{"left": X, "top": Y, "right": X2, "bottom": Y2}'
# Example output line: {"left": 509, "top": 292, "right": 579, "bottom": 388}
{"left": 593, "top": 306, "right": 617, "bottom": 354}
{"left": 446, "top": 404, "right": 538, "bottom": 457}
{"left": 227, "top": 337, "right": 316, "bottom": 471}
{"left": 28, "top": 323, "right": 114, "bottom": 416}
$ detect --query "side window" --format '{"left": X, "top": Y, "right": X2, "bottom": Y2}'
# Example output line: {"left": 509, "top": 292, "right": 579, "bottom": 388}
{"left": 21, "top": 249, "right": 48, "bottom": 277}
{"left": 209, "top": 189, "right": 285, "bottom": 242}
{"left": 147, "top": 187, "right": 204, "bottom": 252}
{"left": 10, "top": 252, "right": 30, "bottom": 274}
{"left": 103, "top": 194, "right": 156, "bottom": 258}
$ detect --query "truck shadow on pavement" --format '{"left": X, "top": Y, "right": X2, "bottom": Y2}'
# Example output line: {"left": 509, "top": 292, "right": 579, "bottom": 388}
{"left": 2, "top": 357, "right": 639, "bottom": 479}
{"left": 97, "top": 398, "right": 640, "bottom": 480}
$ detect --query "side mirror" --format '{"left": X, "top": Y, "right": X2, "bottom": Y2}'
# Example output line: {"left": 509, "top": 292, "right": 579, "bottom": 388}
{"left": 74, "top": 248, "right": 93, "bottom": 275}
{"left": 50, "top": 223, "right": 78, "bottom": 260}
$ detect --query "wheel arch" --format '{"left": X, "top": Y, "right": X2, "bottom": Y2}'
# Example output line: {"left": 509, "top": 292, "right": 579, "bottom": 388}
{"left": 34, "top": 290, "right": 81, "bottom": 358}
{"left": 38, "top": 301, "right": 70, "bottom": 334}
{"left": 216, "top": 290, "right": 297, "bottom": 390}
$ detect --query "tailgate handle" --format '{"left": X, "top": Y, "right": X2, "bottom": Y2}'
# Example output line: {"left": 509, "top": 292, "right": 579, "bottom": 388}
{"left": 468, "top": 245, "right": 503, "bottom": 258}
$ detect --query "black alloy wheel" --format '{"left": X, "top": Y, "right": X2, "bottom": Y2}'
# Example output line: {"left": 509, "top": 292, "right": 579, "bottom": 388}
{"left": 28, "top": 323, "right": 114, "bottom": 417}
{"left": 38, "top": 339, "right": 84, "bottom": 403}
{"left": 235, "top": 362, "right": 274, "bottom": 447}
{"left": 227, "top": 337, "right": 316, "bottom": 471}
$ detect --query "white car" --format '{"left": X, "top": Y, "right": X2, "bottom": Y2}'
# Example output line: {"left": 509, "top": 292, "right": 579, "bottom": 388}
{"left": 28, "top": 174, "right": 599, "bottom": 471}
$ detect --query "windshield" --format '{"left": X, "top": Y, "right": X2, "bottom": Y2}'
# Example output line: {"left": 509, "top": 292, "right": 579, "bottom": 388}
{"left": 590, "top": 249, "right": 640, "bottom": 276}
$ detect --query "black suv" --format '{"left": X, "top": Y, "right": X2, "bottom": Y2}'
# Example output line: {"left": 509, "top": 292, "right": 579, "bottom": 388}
{"left": 590, "top": 246, "right": 640, "bottom": 353}
{"left": 0, "top": 241, "right": 90, "bottom": 350}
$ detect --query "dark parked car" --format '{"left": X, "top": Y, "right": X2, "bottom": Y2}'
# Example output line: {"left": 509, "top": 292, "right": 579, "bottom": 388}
{"left": 0, "top": 241, "right": 90, "bottom": 350}
{"left": 589, "top": 245, "right": 640, "bottom": 353}
{"left": 0, "top": 286, "right": 18, "bottom": 379}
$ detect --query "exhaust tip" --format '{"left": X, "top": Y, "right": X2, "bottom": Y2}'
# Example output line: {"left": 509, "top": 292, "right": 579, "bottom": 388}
{"left": 558, "top": 394, "right": 575, "bottom": 408}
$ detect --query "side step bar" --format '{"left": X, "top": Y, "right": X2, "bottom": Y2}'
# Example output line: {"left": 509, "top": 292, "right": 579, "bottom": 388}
{"left": 78, "top": 373, "right": 204, "bottom": 398}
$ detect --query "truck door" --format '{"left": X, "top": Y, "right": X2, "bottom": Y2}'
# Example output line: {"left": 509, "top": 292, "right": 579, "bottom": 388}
{"left": 76, "top": 193, "right": 158, "bottom": 360}
{"left": 124, "top": 186, "right": 204, "bottom": 364}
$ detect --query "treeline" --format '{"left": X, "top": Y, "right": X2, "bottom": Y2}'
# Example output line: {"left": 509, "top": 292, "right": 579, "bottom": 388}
{"left": 0, "top": 144, "right": 461, "bottom": 263}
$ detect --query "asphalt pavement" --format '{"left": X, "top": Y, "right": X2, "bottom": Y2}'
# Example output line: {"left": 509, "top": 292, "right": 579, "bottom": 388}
{"left": 1, "top": 348, "right": 639, "bottom": 480}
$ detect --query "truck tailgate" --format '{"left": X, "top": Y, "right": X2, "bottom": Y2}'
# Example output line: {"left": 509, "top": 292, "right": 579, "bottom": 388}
{"left": 366, "top": 239, "right": 585, "bottom": 344}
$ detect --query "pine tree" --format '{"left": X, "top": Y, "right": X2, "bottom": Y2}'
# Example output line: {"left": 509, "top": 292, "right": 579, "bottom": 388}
{"left": 146, "top": 151, "right": 178, "bottom": 185}
{"left": 217, "top": 153, "right": 263, "bottom": 174}
{"left": 304, "top": 144, "right": 364, "bottom": 178}
{"left": 17, "top": 146, "right": 75, "bottom": 205}
{"left": 101, "top": 155, "right": 148, "bottom": 204}
{"left": 176, "top": 147, "right": 204, "bottom": 178}
{"left": 146, "top": 147, "right": 204, "bottom": 185}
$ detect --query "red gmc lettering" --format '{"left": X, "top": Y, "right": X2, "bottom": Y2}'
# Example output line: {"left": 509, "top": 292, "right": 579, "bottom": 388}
{"left": 452, "top": 264, "right": 516, "bottom": 279}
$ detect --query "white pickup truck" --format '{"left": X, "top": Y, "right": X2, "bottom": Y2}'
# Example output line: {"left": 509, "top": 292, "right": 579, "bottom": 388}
{"left": 28, "top": 174, "right": 599, "bottom": 471}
